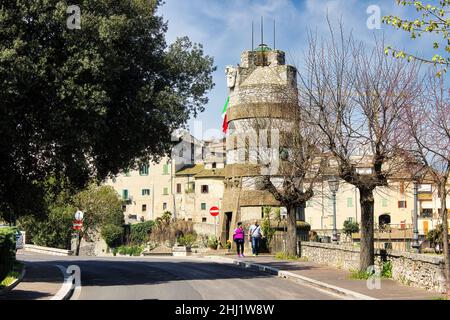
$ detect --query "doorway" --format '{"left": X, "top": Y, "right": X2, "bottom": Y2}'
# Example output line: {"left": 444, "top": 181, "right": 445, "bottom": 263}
{"left": 225, "top": 212, "right": 233, "bottom": 242}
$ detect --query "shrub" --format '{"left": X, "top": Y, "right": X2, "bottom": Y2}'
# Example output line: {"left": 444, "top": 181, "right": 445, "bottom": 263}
{"left": 130, "top": 221, "right": 155, "bottom": 245}
{"left": 117, "top": 245, "right": 144, "bottom": 256}
{"left": 177, "top": 232, "right": 197, "bottom": 247}
{"left": 101, "top": 224, "right": 123, "bottom": 248}
{"left": 381, "top": 261, "right": 392, "bottom": 278}
{"left": 0, "top": 227, "right": 16, "bottom": 281}
{"left": 343, "top": 219, "right": 359, "bottom": 237}
{"left": 207, "top": 235, "right": 218, "bottom": 249}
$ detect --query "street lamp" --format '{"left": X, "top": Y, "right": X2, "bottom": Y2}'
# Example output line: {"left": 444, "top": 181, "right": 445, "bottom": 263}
{"left": 412, "top": 172, "right": 422, "bottom": 252}
{"left": 328, "top": 176, "right": 340, "bottom": 243}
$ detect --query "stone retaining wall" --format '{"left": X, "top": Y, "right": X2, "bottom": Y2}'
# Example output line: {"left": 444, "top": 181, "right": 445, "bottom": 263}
{"left": 300, "top": 242, "right": 446, "bottom": 293}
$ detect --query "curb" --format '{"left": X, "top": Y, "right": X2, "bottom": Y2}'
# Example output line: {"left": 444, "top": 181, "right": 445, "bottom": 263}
{"left": 203, "top": 256, "right": 377, "bottom": 300}
{"left": 0, "top": 264, "right": 27, "bottom": 296}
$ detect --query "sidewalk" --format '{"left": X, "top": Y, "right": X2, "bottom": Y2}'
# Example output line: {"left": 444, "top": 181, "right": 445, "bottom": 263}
{"left": 0, "top": 258, "right": 65, "bottom": 300}
{"left": 206, "top": 255, "right": 447, "bottom": 300}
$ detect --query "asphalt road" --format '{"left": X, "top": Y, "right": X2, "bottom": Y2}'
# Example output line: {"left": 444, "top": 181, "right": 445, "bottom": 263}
{"left": 15, "top": 252, "right": 341, "bottom": 300}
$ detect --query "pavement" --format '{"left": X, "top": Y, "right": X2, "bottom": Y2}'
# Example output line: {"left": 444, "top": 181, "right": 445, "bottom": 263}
{"left": 204, "top": 254, "right": 447, "bottom": 300}
{"left": 0, "top": 251, "right": 67, "bottom": 300}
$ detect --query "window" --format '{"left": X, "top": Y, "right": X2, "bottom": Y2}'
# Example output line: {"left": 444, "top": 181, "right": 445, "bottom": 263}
{"left": 122, "top": 189, "right": 129, "bottom": 200}
{"left": 139, "top": 164, "right": 149, "bottom": 176}
{"left": 142, "top": 204, "right": 147, "bottom": 212}
{"left": 382, "top": 198, "right": 388, "bottom": 207}
{"left": 201, "top": 185, "right": 209, "bottom": 194}
{"left": 201, "top": 203, "right": 206, "bottom": 210}
{"left": 399, "top": 182, "right": 405, "bottom": 194}
{"left": 346, "top": 198, "right": 353, "bottom": 208}
{"left": 212, "top": 162, "right": 217, "bottom": 169}
{"left": 398, "top": 200, "right": 407, "bottom": 208}
{"left": 202, "top": 217, "right": 207, "bottom": 223}
{"left": 163, "top": 187, "right": 169, "bottom": 195}
{"left": 163, "top": 164, "right": 169, "bottom": 175}
{"left": 191, "top": 143, "right": 195, "bottom": 162}
{"left": 163, "top": 203, "right": 167, "bottom": 210}
{"left": 122, "top": 205, "right": 126, "bottom": 212}
{"left": 176, "top": 183, "right": 182, "bottom": 194}
{"left": 142, "top": 189, "right": 150, "bottom": 196}
{"left": 420, "top": 209, "right": 433, "bottom": 218}
{"left": 188, "top": 218, "right": 192, "bottom": 221}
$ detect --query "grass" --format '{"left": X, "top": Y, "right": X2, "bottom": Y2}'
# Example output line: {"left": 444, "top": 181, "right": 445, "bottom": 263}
{"left": 0, "top": 262, "right": 23, "bottom": 289}
{"left": 430, "top": 296, "right": 448, "bottom": 300}
{"left": 274, "top": 252, "right": 308, "bottom": 261}
{"left": 349, "top": 261, "right": 392, "bottom": 280}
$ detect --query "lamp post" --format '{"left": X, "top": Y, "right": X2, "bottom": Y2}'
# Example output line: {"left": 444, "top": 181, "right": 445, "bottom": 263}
{"left": 412, "top": 175, "right": 420, "bottom": 252}
{"left": 328, "top": 176, "right": 340, "bottom": 243}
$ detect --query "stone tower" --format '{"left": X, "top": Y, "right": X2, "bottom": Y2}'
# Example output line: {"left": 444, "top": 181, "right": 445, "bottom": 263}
{"left": 218, "top": 44, "right": 298, "bottom": 244}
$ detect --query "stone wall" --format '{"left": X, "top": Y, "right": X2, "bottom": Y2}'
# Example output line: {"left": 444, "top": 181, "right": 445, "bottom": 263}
{"left": 300, "top": 242, "right": 447, "bottom": 293}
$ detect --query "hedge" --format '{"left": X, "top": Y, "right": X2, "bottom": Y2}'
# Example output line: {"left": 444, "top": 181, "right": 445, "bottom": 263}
{"left": 0, "top": 227, "right": 16, "bottom": 281}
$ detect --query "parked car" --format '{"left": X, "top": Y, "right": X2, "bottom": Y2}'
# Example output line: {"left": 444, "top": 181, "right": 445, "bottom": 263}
{"left": 0, "top": 225, "right": 24, "bottom": 249}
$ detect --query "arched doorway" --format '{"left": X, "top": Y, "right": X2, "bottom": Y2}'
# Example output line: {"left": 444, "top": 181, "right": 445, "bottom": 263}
{"left": 378, "top": 214, "right": 391, "bottom": 229}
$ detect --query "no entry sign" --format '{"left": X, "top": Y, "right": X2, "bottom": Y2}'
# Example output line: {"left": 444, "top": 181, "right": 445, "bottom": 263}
{"left": 73, "top": 220, "right": 83, "bottom": 230}
{"left": 209, "top": 206, "right": 220, "bottom": 217}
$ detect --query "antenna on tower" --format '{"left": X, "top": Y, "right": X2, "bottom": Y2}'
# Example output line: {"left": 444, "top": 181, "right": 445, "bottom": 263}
{"left": 251, "top": 20, "right": 254, "bottom": 51}
{"left": 260, "top": 16, "right": 264, "bottom": 45}
{"left": 273, "top": 19, "right": 276, "bottom": 50}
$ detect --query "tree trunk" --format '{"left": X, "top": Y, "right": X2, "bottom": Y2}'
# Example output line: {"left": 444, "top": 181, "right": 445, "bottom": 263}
{"left": 286, "top": 206, "right": 297, "bottom": 256}
{"left": 358, "top": 188, "right": 375, "bottom": 272}
{"left": 438, "top": 184, "right": 449, "bottom": 297}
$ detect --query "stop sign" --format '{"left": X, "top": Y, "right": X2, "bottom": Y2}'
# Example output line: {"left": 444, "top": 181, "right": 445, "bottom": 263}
{"left": 209, "top": 206, "right": 219, "bottom": 217}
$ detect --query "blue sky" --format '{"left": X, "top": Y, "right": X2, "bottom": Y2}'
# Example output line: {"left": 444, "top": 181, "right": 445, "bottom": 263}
{"left": 158, "top": 0, "right": 445, "bottom": 140}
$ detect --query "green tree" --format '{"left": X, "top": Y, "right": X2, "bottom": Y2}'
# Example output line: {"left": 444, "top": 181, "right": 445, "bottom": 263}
{"left": 101, "top": 224, "right": 123, "bottom": 248}
{"left": 343, "top": 219, "right": 359, "bottom": 238}
{"left": 0, "top": 0, "right": 215, "bottom": 222}
{"left": 130, "top": 220, "right": 155, "bottom": 245}
{"left": 383, "top": 0, "right": 450, "bottom": 76}
{"left": 73, "top": 184, "right": 124, "bottom": 255}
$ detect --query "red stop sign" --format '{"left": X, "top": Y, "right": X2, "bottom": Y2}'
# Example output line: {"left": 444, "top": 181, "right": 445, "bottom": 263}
{"left": 210, "top": 206, "right": 220, "bottom": 217}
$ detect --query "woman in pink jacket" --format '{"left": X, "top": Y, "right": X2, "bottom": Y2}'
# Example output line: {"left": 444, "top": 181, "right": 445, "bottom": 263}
{"left": 233, "top": 222, "right": 245, "bottom": 257}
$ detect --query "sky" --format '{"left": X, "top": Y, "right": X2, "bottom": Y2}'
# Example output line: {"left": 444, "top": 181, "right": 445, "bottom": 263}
{"left": 157, "top": 0, "right": 445, "bottom": 140}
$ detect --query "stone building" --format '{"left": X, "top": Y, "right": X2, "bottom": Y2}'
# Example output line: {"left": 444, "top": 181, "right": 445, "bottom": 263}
{"left": 218, "top": 44, "right": 299, "bottom": 243}
{"left": 104, "top": 130, "right": 203, "bottom": 224}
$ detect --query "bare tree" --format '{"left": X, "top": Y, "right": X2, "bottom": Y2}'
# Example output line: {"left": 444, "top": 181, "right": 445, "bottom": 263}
{"left": 299, "top": 23, "right": 422, "bottom": 271}
{"left": 403, "top": 71, "right": 450, "bottom": 296}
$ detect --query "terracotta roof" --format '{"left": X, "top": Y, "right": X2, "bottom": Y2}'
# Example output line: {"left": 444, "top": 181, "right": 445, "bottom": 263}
{"left": 175, "top": 164, "right": 204, "bottom": 176}
{"left": 176, "top": 164, "right": 224, "bottom": 178}
{"left": 195, "top": 168, "right": 225, "bottom": 178}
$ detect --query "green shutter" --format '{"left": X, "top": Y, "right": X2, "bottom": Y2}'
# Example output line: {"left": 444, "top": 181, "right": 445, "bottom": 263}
{"left": 163, "top": 164, "right": 169, "bottom": 175}
{"left": 201, "top": 203, "right": 206, "bottom": 210}
{"left": 122, "top": 189, "right": 128, "bottom": 200}
{"left": 163, "top": 187, "right": 168, "bottom": 195}
{"left": 382, "top": 198, "right": 388, "bottom": 207}
{"left": 347, "top": 198, "right": 353, "bottom": 207}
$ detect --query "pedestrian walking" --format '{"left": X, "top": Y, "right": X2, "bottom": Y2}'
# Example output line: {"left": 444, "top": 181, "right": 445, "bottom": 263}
{"left": 249, "top": 220, "right": 262, "bottom": 256}
{"left": 233, "top": 222, "right": 245, "bottom": 257}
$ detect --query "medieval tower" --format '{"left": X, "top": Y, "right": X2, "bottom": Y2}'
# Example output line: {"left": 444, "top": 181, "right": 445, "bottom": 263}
{"left": 218, "top": 43, "right": 299, "bottom": 244}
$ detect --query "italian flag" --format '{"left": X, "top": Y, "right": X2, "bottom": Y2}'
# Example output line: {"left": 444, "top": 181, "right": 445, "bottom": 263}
{"left": 221, "top": 96, "right": 230, "bottom": 133}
